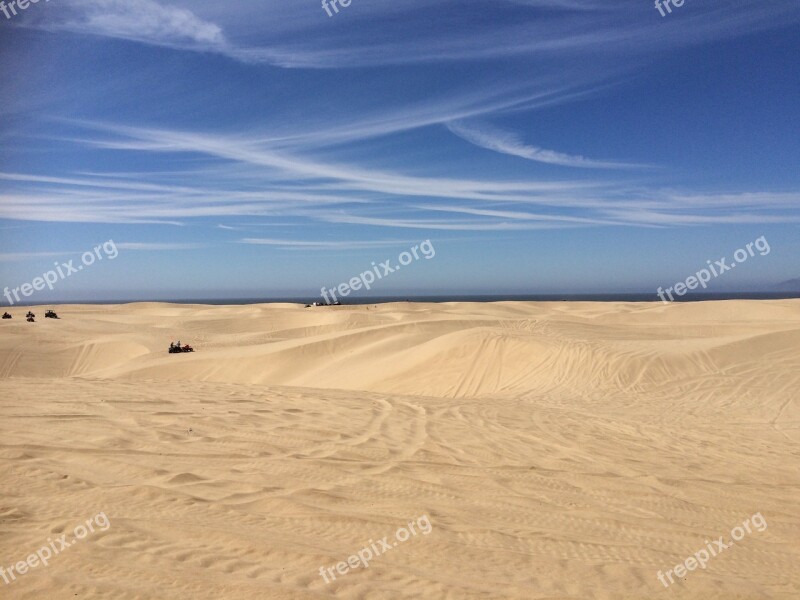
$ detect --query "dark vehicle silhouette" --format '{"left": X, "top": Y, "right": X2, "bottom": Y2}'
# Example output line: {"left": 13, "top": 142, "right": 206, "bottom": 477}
{"left": 45, "top": 310, "right": 59, "bottom": 319}
{"left": 2, "top": 312, "right": 11, "bottom": 319}
{"left": 169, "top": 343, "right": 195, "bottom": 354}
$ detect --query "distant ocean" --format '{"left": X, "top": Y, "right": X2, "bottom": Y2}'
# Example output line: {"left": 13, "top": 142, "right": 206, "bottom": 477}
{"left": 18, "top": 292, "right": 800, "bottom": 307}
{"left": 160, "top": 292, "right": 800, "bottom": 305}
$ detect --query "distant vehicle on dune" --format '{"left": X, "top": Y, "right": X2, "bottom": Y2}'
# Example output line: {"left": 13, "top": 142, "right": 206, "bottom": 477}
{"left": 169, "top": 342, "right": 195, "bottom": 354}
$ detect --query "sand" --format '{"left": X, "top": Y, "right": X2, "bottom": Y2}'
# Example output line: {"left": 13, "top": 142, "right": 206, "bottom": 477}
{"left": 1, "top": 300, "right": 798, "bottom": 599}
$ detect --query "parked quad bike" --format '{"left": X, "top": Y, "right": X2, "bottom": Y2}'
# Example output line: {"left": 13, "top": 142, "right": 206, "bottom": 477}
{"left": 2, "top": 313, "right": 11, "bottom": 319}
{"left": 169, "top": 344, "right": 195, "bottom": 354}
{"left": 45, "top": 310, "right": 59, "bottom": 319}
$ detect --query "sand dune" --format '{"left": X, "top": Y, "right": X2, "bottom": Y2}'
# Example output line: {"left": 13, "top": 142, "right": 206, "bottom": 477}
{"left": 1, "top": 301, "right": 799, "bottom": 598}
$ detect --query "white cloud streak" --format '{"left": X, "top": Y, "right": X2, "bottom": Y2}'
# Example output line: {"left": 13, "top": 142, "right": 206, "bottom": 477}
{"left": 239, "top": 238, "right": 418, "bottom": 250}
{"left": 1, "top": 120, "right": 798, "bottom": 229}
{"left": 446, "top": 121, "right": 647, "bottom": 169}
{"left": 28, "top": 0, "right": 800, "bottom": 69}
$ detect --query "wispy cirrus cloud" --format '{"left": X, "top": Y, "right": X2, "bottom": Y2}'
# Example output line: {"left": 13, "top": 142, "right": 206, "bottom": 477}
{"left": 27, "top": 0, "right": 800, "bottom": 70}
{"left": 239, "top": 238, "right": 418, "bottom": 250}
{"left": 115, "top": 242, "right": 204, "bottom": 251}
{"left": 41, "top": 0, "right": 227, "bottom": 51}
{"left": 446, "top": 121, "right": 647, "bottom": 169}
{"left": 0, "top": 242, "right": 202, "bottom": 262}
{"left": 0, "top": 250, "right": 78, "bottom": 262}
{"left": 2, "top": 119, "right": 799, "bottom": 230}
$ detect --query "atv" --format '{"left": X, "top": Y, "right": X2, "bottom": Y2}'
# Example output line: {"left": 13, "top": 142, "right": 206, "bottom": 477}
{"left": 169, "top": 344, "right": 195, "bottom": 354}
{"left": 45, "top": 310, "right": 59, "bottom": 319}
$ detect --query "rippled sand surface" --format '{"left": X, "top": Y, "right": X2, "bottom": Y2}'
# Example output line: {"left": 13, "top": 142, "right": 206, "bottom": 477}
{"left": 1, "top": 301, "right": 799, "bottom": 599}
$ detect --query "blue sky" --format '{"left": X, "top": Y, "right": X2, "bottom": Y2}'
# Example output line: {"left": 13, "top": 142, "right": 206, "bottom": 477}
{"left": 1, "top": 0, "right": 799, "bottom": 302}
